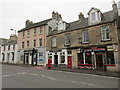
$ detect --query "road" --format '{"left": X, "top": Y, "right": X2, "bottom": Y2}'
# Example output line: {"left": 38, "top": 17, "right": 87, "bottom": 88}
{"left": 2, "top": 64, "right": 119, "bottom": 88}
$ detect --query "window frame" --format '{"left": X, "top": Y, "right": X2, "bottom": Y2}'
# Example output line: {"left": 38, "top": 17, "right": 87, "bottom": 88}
{"left": 82, "top": 30, "right": 89, "bottom": 43}
{"left": 33, "top": 39, "right": 36, "bottom": 47}
{"left": 101, "top": 25, "right": 110, "bottom": 41}
{"left": 39, "top": 38, "right": 42, "bottom": 47}
{"left": 64, "top": 33, "right": 71, "bottom": 45}
{"left": 52, "top": 37, "right": 56, "bottom": 47}
{"left": 34, "top": 28, "right": 37, "bottom": 35}
{"left": 27, "top": 41, "right": 29, "bottom": 48}
{"left": 22, "top": 42, "right": 24, "bottom": 48}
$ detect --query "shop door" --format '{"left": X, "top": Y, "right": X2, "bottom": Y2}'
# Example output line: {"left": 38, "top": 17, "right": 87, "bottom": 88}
{"left": 67, "top": 56, "right": 72, "bottom": 68}
{"left": 96, "top": 53, "right": 103, "bottom": 69}
{"left": 54, "top": 55, "right": 58, "bottom": 66}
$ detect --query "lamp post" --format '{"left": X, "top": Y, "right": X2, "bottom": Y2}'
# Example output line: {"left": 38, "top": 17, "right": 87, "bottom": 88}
{"left": 10, "top": 29, "right": 16, "bottom": 35}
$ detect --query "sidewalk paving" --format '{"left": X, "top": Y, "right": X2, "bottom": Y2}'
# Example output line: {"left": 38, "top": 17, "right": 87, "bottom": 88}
{"left": 2, "top": 63, "right": 119, "bottom": 78}
{"left": 50, "top": 66, "right": 119, "bottom": 78}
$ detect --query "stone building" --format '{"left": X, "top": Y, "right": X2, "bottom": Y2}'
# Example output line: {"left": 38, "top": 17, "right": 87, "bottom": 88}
{"left": 46, "top": 2, "right": 120, "bottom": 72}
{"left": 18, "top": 11, "right": 62, "bottom": 66}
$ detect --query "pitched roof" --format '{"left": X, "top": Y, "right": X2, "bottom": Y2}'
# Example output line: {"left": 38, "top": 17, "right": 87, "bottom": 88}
{"left": 66, "top": 10, "right": 115, "bottom": 31}
{"left": 3, "top": 40, "right": 17, "bottom": 46}
{"left": 18, "top": 18, "right": 52, "bottom": 32}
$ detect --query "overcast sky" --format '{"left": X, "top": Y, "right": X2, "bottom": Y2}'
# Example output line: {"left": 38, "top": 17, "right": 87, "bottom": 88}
{"left": 0, "top": 0, "right": 120, "bottom": 39}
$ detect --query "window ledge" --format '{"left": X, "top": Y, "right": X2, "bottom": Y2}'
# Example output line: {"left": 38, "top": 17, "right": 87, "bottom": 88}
{"left": 101, "top": 39, "right": 111, "bottom": 42}
{"left": 81, "top": 42, "right": 90, "bottom": 44}
{"left": 64, "top": 44, "right": 71, "bottom": 46}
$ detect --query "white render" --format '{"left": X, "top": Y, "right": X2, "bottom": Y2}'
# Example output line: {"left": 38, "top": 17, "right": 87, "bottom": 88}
{"left": 0, "top": 43, "right": 19, "bottom": 64}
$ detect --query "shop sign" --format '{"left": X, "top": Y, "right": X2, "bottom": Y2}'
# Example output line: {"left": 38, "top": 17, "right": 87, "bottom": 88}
{"left": 84, "top": 47, "right": 105, "bottom": 52}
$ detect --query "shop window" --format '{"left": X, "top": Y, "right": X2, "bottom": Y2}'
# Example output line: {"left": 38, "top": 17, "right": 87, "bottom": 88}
{"left": 39, "top": 52, "right": 43, "bottom": 62}
{"left": 107, "top": 52, "right": 115, "bottom": 65}
{"left": 2, "top": 53, "right": 5, "bottom": 61}
{"left": 60, "top": 56, "right": 65, "bottom": 63}
{"left": 85, "top": 53, "right": 92, "bottom": 64}
{"left": 78, "top": 53, "right": 84, "bottom": 64}
{"left": 12, "top": 52, "right": 14, "bottom": 61}
{"left": 8, "top": 45, "right": 10, "bottom": 50}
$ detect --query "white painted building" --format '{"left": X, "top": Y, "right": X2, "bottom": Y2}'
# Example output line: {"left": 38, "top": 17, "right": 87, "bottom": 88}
{"left": 118, "top": 1, "right": 120, "bottom": 16}
{"left": 0, "top": 40, "right": 20, "bottom": 64}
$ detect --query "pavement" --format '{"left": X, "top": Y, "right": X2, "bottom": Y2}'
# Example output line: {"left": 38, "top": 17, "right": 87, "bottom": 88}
{"left": 1, "top": 63, "right": 119, "bottom": 78}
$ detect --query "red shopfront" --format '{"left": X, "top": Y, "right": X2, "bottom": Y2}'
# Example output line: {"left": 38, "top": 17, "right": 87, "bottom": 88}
{"left": 78, "top": 47, "right": 107, "bottom": 70}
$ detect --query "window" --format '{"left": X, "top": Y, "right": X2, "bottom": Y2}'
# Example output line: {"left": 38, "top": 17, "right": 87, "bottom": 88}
{"left": 34, "top": 28, "right": 36, "bottom": 35}
{"left": 8, "top": 45, "right": 10, "bottom": 50}
{"left": 40, "top": 27, "right": 43, "bottom": 34}
{"left": 22, "top": 32, "right": 25, "bottom": 37}
{"left": 39, "top": 52, "right": 43, "bottom": 62}
{"left": 27, "top": 41, "right": 29, "bottom": 48}
{"left": 48, "top": 26, "right": 52, "bottom": 34}
{"left": 91, "top": 12, "right": 96, "bottom": 21}
{"left": 22, "top": 42, "right": 24, "bottom": 48}
{"left": 39, "top": 38, "right": 42, "bottom": 47}
{"left": 12, "top": 52, "right": 14, "bottom": 61}
{"left": 101, "top": 26, "right": 110, "bottom": 41}
{"left": 85, "top": 53, "right": 92, "bottom": 64}
{"left": 64, "top": 34, "right": 70, "bottom": 45}
{"left": 52, "top": 37, "right": 56, "bottom": 47}
{"left": 60, "top": 56, "right": 65, "bottom": 63}
{"left": 13, "top": 45, "right": 15, "bottom": 50}
{"left": 4, "top": 46, "right": 5, "bottom": 51}
{"left": 33, "top": 40, "right": 36, "bottom": 47}
{"left": 27, "top": 30, "right": 30, "bottom": 36}
{"left": 107, "top": 52, "right": 115, "bottom": 65}
{"left": 82, "top": 30, "right": 89, "bottom": 43}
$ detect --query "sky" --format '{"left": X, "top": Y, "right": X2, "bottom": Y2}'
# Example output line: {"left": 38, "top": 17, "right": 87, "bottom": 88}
{"left": 0, "top": 0, "right": 120, "bottom": 39}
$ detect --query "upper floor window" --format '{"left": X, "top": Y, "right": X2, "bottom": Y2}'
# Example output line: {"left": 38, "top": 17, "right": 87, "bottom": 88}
{"left": 8, "top": 45, "right": 10, "bottom": 50}
{"left": 22, "top": 42, "right": 24, "bottom": 48}
{"left": 48, "top": 26, "right": 52, "bottom": 34}
{"left": 64, "top": 33, "right": 71, "bottom": 45}
{"left": 40, "top": 27, "right": 43, "bottom": 34}
{"left": 13, "top": 45, "right": 15, "bottom": 50}
{"left": 4, "top": 46, "right": 5, "bottom": 51}
{"left": 91, "top": 12, "right": 96, "bottom": 21}
{"left": 27, "top": 30, "right": 30, "bottom": 36}
{"left": 27, "top": 41, "right": 29, "bottom": 48}
{"left": 82, "top": 30, "right": 89, "bottom": 43}
{"left": 34, "top": 28, "right": 37, "bottom": 35}
{"left": 52, "top": 37, "right": 56, "bottom": 47}
{"left": 33, "top": 40, "right": 36, "bottom": 47}
{"left": 101, "top": 26, "right": 110, "bottom": 41}
{"left": 39, "top": 38, "right": 42, "bottom": 47}
{"left": 22, "top": 32, "right": 25, "bottom": 37}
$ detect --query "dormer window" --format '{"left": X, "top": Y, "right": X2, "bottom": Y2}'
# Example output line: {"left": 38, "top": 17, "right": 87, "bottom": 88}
{"left": 88, "top": 7, "right": 102, "bottom": 25}
{"left": 91, "top": 12, "right": 96, "bottom": 21}
{"left": 58, "top": 20, "right": 66, "bottom": 31}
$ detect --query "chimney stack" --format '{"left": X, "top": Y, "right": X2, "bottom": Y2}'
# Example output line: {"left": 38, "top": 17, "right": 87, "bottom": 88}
{"left": 25, "top": 20, "right": 33, "bottom": 27}
{"left": 112, "top": 0, "right": 117, "bottom": 11}
{"left": 52, "top": 11, "right": 62, "bottom": 20}
{"left": 78, "top": 12, "right": 85, "bottom": 21}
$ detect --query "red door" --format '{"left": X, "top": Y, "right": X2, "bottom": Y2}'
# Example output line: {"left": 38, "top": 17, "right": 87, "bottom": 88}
{"left": 67, "top": 56, "right": 72, "bottom": 68}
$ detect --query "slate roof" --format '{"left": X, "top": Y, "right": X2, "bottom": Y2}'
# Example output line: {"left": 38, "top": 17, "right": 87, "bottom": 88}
{"left": 3, "top": 40, "right": 17, "bottom": 46}
{"left": 18, "top": 18, "right": 52, "bottom": 32}
{"left": 66, "top": 10, "right": 115, "bottom": 31}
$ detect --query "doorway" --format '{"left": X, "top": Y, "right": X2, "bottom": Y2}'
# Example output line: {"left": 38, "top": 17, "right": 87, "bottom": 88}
{"left": 54, "top": 55, "right": 58, "bottom": 66}
{"left": 95, "top": 53, "right": 103, "bottom": 69}
{"left": 67, "top": 56, "right": 72, "bottom": 68}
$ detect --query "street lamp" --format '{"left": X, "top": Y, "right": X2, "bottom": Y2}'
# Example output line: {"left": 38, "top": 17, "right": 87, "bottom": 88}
{"left": 10, "top": 29, "right": 16, "bottom": 35}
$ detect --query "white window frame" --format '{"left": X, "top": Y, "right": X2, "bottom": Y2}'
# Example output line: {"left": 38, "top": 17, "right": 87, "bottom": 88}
{"left": 52, "top": 37, "right": 56, "bottom": 47}
{"left": 82, "top": 30, "right": 89, "bottom": 43}
{"left": 64, "top": 33, "right": 71, "bottom": 45}
{"left": 101, "top": 26, "right": 110, "bottom": 41}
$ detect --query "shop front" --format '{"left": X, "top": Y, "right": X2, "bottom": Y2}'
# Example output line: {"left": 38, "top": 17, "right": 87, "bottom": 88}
{"left": 78, "top": 46, "right": 115, "bottom": 71}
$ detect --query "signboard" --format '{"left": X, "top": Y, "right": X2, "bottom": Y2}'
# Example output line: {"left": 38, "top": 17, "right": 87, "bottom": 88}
{"left": 84, "top": 47, "right": 105, "bottom": 52}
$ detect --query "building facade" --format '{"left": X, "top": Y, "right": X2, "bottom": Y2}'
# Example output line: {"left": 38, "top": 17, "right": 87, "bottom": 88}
{"left": 0, "top": 35, "right": 19, "bottom": 64}
{"left": 18, "top": 11, "right": 62, "bottom": 66}
{"left": 46, "top": 2, "right": 120, "bottom": 72}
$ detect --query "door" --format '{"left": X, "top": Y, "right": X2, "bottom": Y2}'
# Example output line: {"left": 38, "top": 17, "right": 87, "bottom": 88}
{"left": 54, "top": 55, "right": 58, "bottom": 66}
{"left": 96, "top": 53, "right": 103, "bottom": 69}
{"left": 67, "top": 56, "right": 72, "bottom": 68}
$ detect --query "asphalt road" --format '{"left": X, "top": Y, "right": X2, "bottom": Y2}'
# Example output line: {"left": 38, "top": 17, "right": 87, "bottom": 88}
{"left": 2, "top": 64, "right": 119, "bottom": 88}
